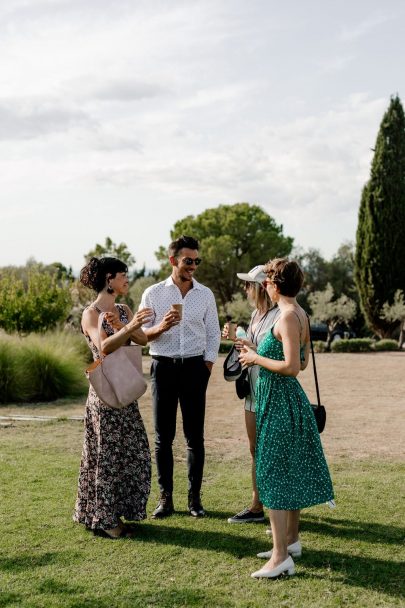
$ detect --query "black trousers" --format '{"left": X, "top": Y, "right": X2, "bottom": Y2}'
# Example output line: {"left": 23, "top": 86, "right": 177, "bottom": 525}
{"left": 150, "top": 355, "right": 210, "bottom": 495}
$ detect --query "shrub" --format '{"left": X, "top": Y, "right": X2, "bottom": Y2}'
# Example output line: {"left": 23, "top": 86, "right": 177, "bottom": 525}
{"left": 331, "top": 338, "right": 374, "bottom": 353}
{"left": 0, "top": 268, "right": 72, "bottom": 333}
{"left": 0, "top": 332, "right": 88, "bottom": 403}
{"left": 373, "top": 339, "right": 399, "bottom": 351}
{"left": 313, "top": 341, "right": 327, "bottom": 353}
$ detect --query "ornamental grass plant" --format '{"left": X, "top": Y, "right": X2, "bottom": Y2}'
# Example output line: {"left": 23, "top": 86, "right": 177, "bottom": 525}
{"left": 0, "top": 331, "right": 88, "bottom": 404}
{"left": 0, "top": 336, "right": 26, "bottom": 403}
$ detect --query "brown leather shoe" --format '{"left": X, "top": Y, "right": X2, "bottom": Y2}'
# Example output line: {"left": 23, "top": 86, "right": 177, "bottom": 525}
{"left": 152, "top": 492, "right": 174, "bottom": 519}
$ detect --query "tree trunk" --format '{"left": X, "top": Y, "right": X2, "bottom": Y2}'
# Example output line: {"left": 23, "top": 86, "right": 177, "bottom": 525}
{"left": 398, "top": 320, "right": 405, "bottom": 349}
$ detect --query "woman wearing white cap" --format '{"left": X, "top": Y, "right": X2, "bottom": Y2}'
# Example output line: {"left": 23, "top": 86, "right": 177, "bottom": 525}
{"left": 224, "top": 265, "right": 280, "bottom": 524}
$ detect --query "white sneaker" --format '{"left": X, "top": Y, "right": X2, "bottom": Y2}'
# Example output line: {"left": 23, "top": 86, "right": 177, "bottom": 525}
{"left": 257, "top": 540, "right": 302, "bottom": 559}
{"left": 251, "top": 555, "right": 295, "bottom": 579}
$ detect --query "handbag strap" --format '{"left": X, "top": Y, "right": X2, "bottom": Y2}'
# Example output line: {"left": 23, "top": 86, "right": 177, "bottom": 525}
{"left": 91, "top": 304, "right": 112, "bottom": 359}
{"left": 306, "top": 314, "right": 321, "bottom": 407}
{"left": 96, "top": 311, "right": 108, "bottom": 359}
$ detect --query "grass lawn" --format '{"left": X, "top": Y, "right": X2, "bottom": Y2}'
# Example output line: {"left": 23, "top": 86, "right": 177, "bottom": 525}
{"left": 1, "top": 416, "right": 404, "bottom": 608}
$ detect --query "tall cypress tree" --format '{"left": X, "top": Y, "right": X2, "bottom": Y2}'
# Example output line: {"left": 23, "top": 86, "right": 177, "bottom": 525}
{"left": 355, "top": 95, "right": 405, "bottom": 337}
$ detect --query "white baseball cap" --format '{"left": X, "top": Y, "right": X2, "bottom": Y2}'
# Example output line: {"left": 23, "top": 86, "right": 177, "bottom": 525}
{"left": 236, "top": 265, "right": 266, "bottom": 283}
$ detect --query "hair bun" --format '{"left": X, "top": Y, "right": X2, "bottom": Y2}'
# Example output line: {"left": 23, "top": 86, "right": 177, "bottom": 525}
{"left": 80, "top": 257, "right": 100, "bottom": 289}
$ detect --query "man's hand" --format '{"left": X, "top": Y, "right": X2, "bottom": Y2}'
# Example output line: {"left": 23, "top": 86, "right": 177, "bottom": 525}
{"left": 128, "top": 307, "right": 153, "bottom": 331}
{"left": 158, "top": 310, "right": 181, "bottom": 333}
{"left": 205, "top": 361, "right": 213, "bottom": 373}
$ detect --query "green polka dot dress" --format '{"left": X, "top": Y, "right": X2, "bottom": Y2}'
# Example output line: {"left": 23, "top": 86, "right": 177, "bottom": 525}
{"left": 255, "top": 327, "right": 334, "bottom": 510}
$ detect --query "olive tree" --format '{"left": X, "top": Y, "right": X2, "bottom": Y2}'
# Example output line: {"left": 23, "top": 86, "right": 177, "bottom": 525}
{"left": 308, "top": 283, "right": 357, "bottom": 350}
{"left": 380, "top": 290, "right": 405, "bottom": 348}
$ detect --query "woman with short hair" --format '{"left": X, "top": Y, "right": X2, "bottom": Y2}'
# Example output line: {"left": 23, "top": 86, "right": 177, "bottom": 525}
{"left": 240, "top": 258, "right": 334, "bottom": 578}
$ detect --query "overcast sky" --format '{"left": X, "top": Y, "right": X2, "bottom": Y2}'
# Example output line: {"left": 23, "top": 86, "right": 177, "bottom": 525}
{"left": 1, "top": 0, "right": 404, "bottom": 272}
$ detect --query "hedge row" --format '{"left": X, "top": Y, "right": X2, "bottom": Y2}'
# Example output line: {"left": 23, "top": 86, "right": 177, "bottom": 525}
{"left": 313, "top": 338, "right": 400, "bottom": 353}
{"left": 218, "top": 339, "right": 400, "bottom": 355}
{"left": 0, "top": 331, "right": 89, "bottom": 404}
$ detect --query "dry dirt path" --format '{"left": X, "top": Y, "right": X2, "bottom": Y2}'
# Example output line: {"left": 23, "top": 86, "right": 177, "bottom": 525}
{"left": 1, "top": 352, "right": 404, "bottom": 461}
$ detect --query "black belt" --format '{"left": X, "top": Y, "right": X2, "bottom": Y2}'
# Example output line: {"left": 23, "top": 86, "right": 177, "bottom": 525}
{"left": 152, "top": 355, "right": 204, "bottom": 364}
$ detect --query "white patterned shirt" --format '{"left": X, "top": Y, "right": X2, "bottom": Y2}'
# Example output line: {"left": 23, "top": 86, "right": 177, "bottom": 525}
{"left": 140, "top": 276, "right": 221, "bottom": 362}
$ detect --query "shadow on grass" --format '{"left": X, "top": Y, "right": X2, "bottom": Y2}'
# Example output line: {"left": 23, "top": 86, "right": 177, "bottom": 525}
{"left": 301, "top": 514, "right": 405, "bottom": 545}
{"left": 127, "top": 523, "right": 403, "bottom": 599}
{"left": 0, "top": 593, "right": 23, "bottom": 608}
{"left": 300, "top": 548, "right": 404, "bottom": 598}
{"left": 0, "top": 551, "right": 79, "bottom": 573}
{"left": 132, "top": 522, "right": 262, "bottom": 558}
{"left": 31, "top": 585, "right": 232, "bottom": 608}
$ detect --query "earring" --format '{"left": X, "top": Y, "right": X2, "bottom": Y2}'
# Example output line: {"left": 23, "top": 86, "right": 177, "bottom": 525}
{"left": 106, "top": 285, "right": 114, "bottom": 294}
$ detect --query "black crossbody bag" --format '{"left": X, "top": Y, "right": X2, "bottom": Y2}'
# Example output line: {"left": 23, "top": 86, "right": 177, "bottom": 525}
{"left": 307, "top": 315, "right": 326, "bottom": 433}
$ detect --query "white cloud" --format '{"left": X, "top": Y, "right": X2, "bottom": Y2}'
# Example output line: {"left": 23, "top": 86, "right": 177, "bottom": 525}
{"left": 0, "top": 0, "right": 404, "bottom": 269}
{"left": 340, "top": 12, "right": 394, "bottom": 42}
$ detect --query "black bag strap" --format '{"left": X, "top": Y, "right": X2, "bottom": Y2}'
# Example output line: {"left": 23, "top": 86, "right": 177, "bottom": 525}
{"left": 306, "top": 314, "right": 321, "bottom": 407}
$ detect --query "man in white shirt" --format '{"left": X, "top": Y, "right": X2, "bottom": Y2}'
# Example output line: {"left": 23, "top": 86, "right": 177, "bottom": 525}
{"left": 140, "top": 235, "right": 221, "bottom": 518}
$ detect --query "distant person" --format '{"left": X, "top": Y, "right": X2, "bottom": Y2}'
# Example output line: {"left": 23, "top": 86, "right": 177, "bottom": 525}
{"left": 240, "top": 258, "right": 334, "bottom": 579}
{"left": 223, "top": 265, "right": 280, "bottom": 525}
{"left": 74, "top": 257, "right": 152, "bottom": 539}
{"left": 140, "top": 235, "right": 221, "bottom": 518}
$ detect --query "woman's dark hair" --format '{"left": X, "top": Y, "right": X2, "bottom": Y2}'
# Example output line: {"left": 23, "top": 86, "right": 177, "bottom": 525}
{"left": 80, "top": 257, "right": 128, "bottom": 292}
{"left": 168, "top": 235, "right": 199, "bottom": 257}
{"left": 264, "top": 258, "right": 304, "bottom": 297}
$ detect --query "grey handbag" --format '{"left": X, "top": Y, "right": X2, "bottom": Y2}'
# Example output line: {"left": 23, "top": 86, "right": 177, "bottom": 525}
{"left": 86, "top": 312, "right": 147, "bottom": 409}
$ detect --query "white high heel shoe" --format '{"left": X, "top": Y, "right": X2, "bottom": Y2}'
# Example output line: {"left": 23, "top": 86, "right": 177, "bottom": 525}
{"left": 251, "top": 555, "right": 295, "bottom": 579}
{"left": 257, "top": 540, "right": 302, "bottom": 559}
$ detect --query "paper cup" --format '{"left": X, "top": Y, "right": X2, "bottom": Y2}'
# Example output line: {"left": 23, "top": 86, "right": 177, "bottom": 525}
{"left": 171, "top": 304, "right": 183, "bottom": 320}
{"left": 227, "top": 322, "right": 237, "bottom": 340}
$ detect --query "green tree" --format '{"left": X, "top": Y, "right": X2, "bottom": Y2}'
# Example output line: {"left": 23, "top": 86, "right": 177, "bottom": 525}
{"left": 220, "top": 293, "right": 253, "bottom": 326}
{"left": 85, "top": 237, "right": 136, "bottom": 270}
{"left": 294, "top": 247, "right": 330, "bottom": 295}
{"left": 308, "top": 283, "right": 357, "bottom": 350}
{"left": 294, "top": 247, "right": 330, "bottom": 311}
{"left": 0, "top": 268, "right": 72, "bottom": 333}
{"left": 155, "top": 203, "right": 293, "bottom": 307}
{"left": 355, "top": 95, "right": 405, "bottom": 337}
{"left": 328, "top": 242, "right": 356, "bottom": 299}
{"left": 129, "top": 276, "right": 157, "bottom": 311}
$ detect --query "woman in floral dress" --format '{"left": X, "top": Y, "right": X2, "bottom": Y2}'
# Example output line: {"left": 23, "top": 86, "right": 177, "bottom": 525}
{"left": 73, "top": 257, "right": 153, "bottom": 539}
{"left": 240, "top": 258, "right": 334, "bottom": 578}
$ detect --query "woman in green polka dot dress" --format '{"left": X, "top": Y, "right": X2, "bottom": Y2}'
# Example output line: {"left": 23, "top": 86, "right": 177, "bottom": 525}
{"left": 239, "top": 258, "right": 334, "bottom": 579}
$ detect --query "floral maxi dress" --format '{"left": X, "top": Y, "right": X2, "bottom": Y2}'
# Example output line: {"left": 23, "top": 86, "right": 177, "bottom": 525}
{"left": 73, "top": 305, "right": 151, "bottom": 530}
{"left": 255, "top": 326, "right": 334, "bottom": 510}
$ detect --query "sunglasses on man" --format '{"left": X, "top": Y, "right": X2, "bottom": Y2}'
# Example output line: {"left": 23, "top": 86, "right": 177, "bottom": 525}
{"left": 179, "top": 257, "right": 202, "bottom": 266}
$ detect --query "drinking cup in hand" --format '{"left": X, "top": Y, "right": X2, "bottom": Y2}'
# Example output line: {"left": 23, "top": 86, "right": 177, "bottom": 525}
{"left": 171, "top": 304, "right": 183, "bottom": 320}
